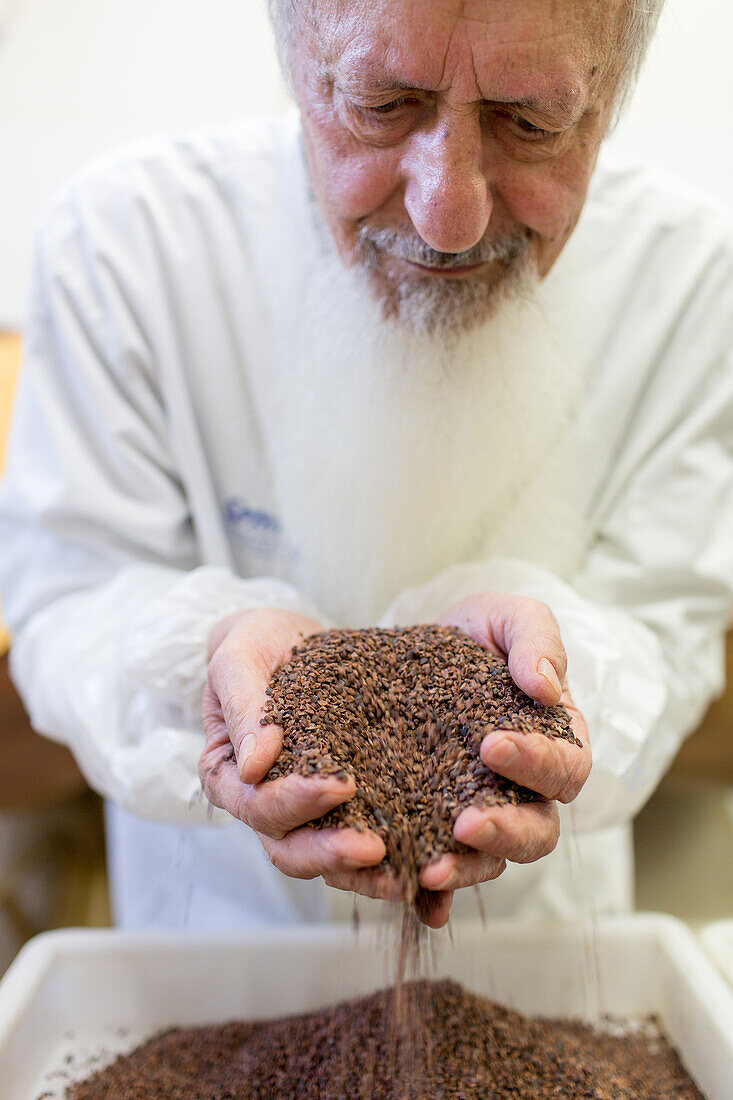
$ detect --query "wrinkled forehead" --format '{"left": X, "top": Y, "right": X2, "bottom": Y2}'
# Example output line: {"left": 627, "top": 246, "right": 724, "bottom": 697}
{"left": 304, "top": 0, "right": 623, "bottom": 105}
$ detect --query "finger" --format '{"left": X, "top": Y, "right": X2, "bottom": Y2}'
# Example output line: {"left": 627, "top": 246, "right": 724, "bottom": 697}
{"left": 415, "top": 890, "right": 454, "bottom": 929}
{"left": 260, "top": 827, "right": 386, "bottom": 880}
{"left": 200, "top": 684, "right": 238, "bottom": 774}
{"left": 419, "top": 852, "right": 506, "bottom": 892}
{"left": 453, "top": 799, "right": 560, "bottom": 863}
{"left": 201, "top": 758, "right": 356, "bottom": 839}
{"left": 500, "top": 602, "right": 567, "bottom": 705}
{"left": 480, "top": 725, "right": 591, "bottom": 803}
{"left": 559, "top": 681, "right": 589, "bottom": 743}
{"left": 436, "top": 599, "right": 505, "bottom": 659}
{"left": 207, "top": 654, "right": 283, "bottom": 785}
{"left": 439, "top": 595, "right": 567, "bottom": 705}
{"left": 323, "top": 871, "right": 454, "bottom": 930}
{"left": 323, "top": 866, "right": 407, "bottom": 902}
{"left": 206, "top": 610, "right": 325, "bottom": 785}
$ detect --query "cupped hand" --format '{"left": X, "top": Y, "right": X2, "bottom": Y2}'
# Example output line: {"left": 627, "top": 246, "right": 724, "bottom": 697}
{"left": 199, "top": 608, "right": 421, "bottom": 915}
{"left": 417, "top": 593, "right": 591, "bottom": 908}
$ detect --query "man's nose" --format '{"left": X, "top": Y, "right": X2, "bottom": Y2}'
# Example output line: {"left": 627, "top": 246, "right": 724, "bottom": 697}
{"left": 402, "top": 113, "right": 492, "bottom": 254}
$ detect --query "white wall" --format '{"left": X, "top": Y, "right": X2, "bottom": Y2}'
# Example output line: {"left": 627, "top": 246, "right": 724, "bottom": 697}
{"left": 606, "top": 0, "right": 733, "bottom": 202}
{"left": 0, "top": 0, "right": 290, "bottom": 326}
{"left": 0, "top": 0, "right": 731, "bottom": 327}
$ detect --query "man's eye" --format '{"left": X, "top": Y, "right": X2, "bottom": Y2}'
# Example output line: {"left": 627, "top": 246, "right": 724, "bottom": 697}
{"left": 353, "top": 95, "right": 427, "bottom": 120}
{"left": 505, "top": 113, "right": 552, "bottom": 140}
{"left": 342, "top": 94, "right": 423, "bottom": 143}
{"left": 369, "top": 98, "right": 409, "bottom": 115}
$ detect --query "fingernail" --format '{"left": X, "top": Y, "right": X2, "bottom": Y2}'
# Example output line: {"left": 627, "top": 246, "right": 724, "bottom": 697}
{"left": 237, "top": 734, "right": 257, "bottom": 777}
{"left": 433, "top": 871, "right": 456, "bottom": 891}
{"left": 537, "top": 657, "right": 562, "bottom": 699}
{"left": 483, "top": 737, "right": 520, "bottom": 768}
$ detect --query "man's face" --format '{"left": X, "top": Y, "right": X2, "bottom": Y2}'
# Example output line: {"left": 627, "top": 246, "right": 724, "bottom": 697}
{"left": 290, "top": 0, "right": 624, "bottom": 333}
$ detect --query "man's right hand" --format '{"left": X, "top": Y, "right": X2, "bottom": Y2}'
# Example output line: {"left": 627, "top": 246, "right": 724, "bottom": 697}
{"left": 199, "top": 609, "right": 440, "bottom": 918}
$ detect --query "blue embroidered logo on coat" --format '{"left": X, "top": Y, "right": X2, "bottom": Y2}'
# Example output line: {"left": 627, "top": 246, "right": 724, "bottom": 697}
{"left": 224, "top": 497, "right": 283, "bottom": 560}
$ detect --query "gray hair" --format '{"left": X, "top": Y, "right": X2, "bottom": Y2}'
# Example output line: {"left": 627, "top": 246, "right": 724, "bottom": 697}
{"left": 266, "top": 0, "right": 298, "bottom": 85}
{"left": 616, "top": 0, "right": 665, "bottom": 109}
{"left": 267, "top": 0, "right": 665, "bottom": 107}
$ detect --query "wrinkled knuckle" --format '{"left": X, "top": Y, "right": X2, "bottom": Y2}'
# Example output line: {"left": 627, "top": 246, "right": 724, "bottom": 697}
{"left": 201, "top": 683, "right": 219, "bottom": 724}
{"left": 267, "top": 846, "right": 289, "bottom": 875}
{"left": 512, "top": 829, "right": 543, "bottom": 863}
{"left": 257, "top": 812, "right": 287, "bottom": 841}
{"left": 519, "top": 834, "right": 542, "bottom": 864}
{"left": 534, "top": 604, "right": 566, "bottom": 663}
{"left": 503, "top": 597, "right": 528, "bottom": 635}
{"left": 536, "top": 754, "right": 561, "bottom": 796}
{"left": 532, "top": 598, "right": 553, "bottom": 620}
{"left": 225, "top": 688, "right": 250, "bottom": 732}
{"left": 198, "top": 763, "right": 216, "bottom": 804}
{"left": 490, "top": 858, "right": 507, "bottom": 880}
{"left": 564, "top": 747, "right": 591, "bottom": 800}
{"left": 537, "top": 743, "right": 572, "bottom": 801}
{"left": 206, "top": 648, "right": 231, "bottom": 695}
{"left": 556, "top": 763, "right": 584, "bottom": 804}
{"left": 538, "top": 817, "right": 561, "bottom": 858}
{"left": 520, "top": 597, "right": 555, "bottom": 635}
{"left": 231, "top": 790, "right": 258, "bottom": 830}
{"left": 205, "top": 653, "right": 220, "bottom": 685}
{"left": 495, "top": 817, "right": 520, "bottom": 854}
{"left": 228, "top": 721, "right": 246, "bottom": 754}
{"left": 553, "top": 647, "right": 568, "bottom": 681}
{"left": 537, "top": 600, "right": 561, "bottom": 636}
{"left": 545, "top": 633, "right": 567, "bottom": 670}
{"left": 472, "top": 857, "right": 499, "bottom": 883}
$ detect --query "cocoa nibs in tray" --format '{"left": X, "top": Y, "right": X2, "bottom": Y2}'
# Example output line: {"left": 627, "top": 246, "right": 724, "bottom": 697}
{"left": 64, "top": 979, "right": 704, "bottom": 1100}
{"left": 263, "top": 625, "right": 580, "bottom": 899}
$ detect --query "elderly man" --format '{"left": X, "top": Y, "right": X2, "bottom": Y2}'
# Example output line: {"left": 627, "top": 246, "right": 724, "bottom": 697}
{"left": 1, "top": 0, "right": 732, "bottom": 931}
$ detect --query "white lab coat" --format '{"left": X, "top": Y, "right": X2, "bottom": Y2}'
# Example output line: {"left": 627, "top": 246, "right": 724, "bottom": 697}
{"left": 1, "top": 115, "right": 732, "bottom": 929}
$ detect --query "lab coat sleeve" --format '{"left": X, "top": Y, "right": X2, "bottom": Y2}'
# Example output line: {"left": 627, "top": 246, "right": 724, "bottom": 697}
{"left": 0, "top": 193, "right": 324, "bottom": 827}
{"left": 381, "top": 313, "right": 733, "bottom": 833}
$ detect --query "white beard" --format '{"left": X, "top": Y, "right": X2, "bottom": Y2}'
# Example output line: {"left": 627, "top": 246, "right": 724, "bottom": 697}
{"left": 260, "top": 237, "right": 590, "bottom": 627}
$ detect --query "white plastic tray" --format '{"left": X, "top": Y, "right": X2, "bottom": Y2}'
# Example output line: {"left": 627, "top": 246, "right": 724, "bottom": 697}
{"left": 1, "top": 913, "right": 732, "bottom": 1099}
{"left": 701, "top": 920, "right": 733, "bottom": 988}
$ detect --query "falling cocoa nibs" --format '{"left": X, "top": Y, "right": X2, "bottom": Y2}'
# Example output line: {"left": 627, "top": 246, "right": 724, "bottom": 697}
{"left": 263, "top": 625, "right": 580, "bottom": 901}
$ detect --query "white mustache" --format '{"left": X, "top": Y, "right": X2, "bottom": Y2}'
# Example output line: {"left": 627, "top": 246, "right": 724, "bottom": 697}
{"left": 357, "top": 225, "right": 530, "bottom": 269}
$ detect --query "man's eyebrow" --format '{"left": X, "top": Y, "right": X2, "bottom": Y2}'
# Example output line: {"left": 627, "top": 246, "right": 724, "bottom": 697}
{"left": 490, "top": 94, "right": 584, "bottom": 123}
{"left": 331, "top": 67, "right": 420, "bottom": 94}
{"left": 331, "top": 65, "right": 585, "bottom": 121}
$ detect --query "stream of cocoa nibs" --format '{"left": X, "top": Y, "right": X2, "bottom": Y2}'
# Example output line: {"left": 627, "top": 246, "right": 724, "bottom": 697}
{"left": 61, "top": 627, "right": 705, "bottom": 1100}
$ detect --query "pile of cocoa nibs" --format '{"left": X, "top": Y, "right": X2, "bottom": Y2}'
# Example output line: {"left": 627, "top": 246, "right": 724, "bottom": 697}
{"left": 264, "top": 625, "right": 580, "bottom": 898}
{"left": 64, "top": 979, "right": 704, "bottom": 1100}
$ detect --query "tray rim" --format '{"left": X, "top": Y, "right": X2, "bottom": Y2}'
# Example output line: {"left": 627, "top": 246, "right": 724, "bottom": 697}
{"left": 2, "top": 910, "right": 733, "bottom": 1025}
{"left": 0, "top": 910, "right": 706, "bottom": 997}
{"left": 700, "top": 919, "right": 733, "bottom": 985}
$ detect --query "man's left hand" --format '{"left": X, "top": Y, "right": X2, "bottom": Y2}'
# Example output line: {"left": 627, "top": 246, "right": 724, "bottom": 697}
{"left": 416, "top": 592, "right": 591, "bottom": 921}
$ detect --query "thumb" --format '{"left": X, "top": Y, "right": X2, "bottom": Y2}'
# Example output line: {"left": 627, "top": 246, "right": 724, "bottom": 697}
{"left": 438, "top": 594, "right": 567, "bottom": 705}
{"left": 502, "top": 602, "right": 567, "bottom": 705}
